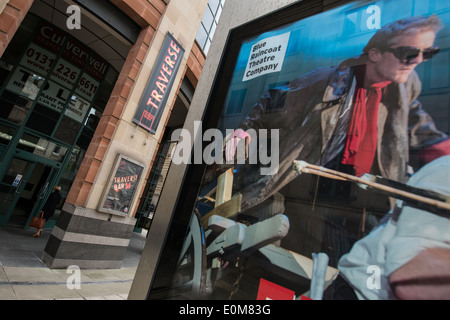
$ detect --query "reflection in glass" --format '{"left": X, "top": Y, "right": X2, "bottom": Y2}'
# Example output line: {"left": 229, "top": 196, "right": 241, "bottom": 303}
{"left": 0, "top": 90, "right": 32, "bottom": 125}
{"left": 25, "top": 103, "right": 59, "bottom": 135}
{"left": 17, "top": 131, "right": 68, "bottom": 162}
{"left": 66, "top": 94, "right": 90, "bottom": 123}
{"left": 6, "top": 68, "right": 45, "bottom": 100}
{"left": 0, "top": 158, "right": 32, "bottom": 216}
{"left": 54, "top": 116, "right": 82, "bottom": 145}
{"left": 0, "top": 123, "right": 17, "bottom": 146}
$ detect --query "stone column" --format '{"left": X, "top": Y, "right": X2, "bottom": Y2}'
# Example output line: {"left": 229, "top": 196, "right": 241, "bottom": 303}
{"left": 41, "top": 203, "right": 136, "bottom": 269}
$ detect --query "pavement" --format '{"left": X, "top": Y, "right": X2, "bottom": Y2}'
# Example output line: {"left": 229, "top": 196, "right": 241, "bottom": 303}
{"left": 0, "top": 225, "right": 146, "bottom": 300}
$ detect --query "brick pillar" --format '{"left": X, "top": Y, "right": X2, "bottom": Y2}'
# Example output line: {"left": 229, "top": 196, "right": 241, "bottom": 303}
{"left": 0, "top": 0, "right": 34, "bottom": 57}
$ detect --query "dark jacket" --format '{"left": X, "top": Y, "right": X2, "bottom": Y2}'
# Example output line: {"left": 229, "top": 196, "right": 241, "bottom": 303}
{"left": 234, "top": 57, "right": 448, "bottom": 211}
{"left": 42, "top": 190, "right": 62, "bottom": 220}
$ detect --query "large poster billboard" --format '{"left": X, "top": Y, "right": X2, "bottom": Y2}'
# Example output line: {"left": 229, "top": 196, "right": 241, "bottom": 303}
{"left": 150, "top": 0, "right": 450, "bottom": 301}
{"left": 133, "top": 33, "right": 185, "bottom": 134}
{"left": 98, "top": 154, "right": 144, "bottom": 216}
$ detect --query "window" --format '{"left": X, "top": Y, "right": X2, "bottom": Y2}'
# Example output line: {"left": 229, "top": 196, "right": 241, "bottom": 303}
{"left": 0, "top": 15, "right": 118, "bottom": 155}
{"left": 195, "top": 0, "right": 226, "bottom": 54}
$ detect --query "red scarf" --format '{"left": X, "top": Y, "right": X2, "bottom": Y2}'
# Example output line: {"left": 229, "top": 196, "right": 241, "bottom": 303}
{"left": 341, "top": 67, "right": 391, "bottom": 176}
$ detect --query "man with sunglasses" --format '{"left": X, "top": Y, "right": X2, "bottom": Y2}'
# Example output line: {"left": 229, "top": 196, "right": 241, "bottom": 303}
{"left": 226, "top": 14, "right": 449, "bottom": 214}
{"left": 328, "top": 15, "right": 450, "bottom": 300}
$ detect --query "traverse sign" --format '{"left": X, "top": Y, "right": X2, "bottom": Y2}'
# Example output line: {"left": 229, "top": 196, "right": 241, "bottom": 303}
{"left": 243, "top": 32, "right": 290, "bottom": 81}
{"left": 133, "top": 33, "right": 185, "bottom": 133}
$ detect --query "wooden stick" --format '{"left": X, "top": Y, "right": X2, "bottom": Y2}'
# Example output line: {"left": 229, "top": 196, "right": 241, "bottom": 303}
{"left": 294, "top": 160, "right": 450, "bottom": 212}
{"left": 303, "top": 168, "right": 348, "bottom": 181}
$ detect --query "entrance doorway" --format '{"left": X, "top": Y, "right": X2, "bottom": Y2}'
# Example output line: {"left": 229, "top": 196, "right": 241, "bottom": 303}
{"left": 0, "top": 155, "right": 59, "bottom": 228}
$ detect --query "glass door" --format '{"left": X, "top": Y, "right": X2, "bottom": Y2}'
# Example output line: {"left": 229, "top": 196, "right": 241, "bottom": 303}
{"left": 0, "top": 155, "right": 59, "bottom": 228}
{"left": 0, "top": 157, "right": 36, "bottom": 226}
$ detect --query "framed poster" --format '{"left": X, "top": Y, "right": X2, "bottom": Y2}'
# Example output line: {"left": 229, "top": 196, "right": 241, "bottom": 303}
{"left": 133, "top": 33, "right": 185, "bottom": 134}
{"left": 148, "top": 0, "right": 450, "bottom": 301}
{"left": 98, "top": 154, "right": 144, "bottom": 216}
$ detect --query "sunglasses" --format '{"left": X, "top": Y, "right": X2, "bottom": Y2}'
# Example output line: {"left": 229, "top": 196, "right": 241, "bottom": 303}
{"left": 384, "top": 46, "right": 440, "bottom": 65}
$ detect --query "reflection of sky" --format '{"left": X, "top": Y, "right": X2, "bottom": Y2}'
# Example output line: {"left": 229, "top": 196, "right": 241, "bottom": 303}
{"left": 233, "top": 2, "right": 360, "bottom": 76}
{"left": 221, "top": 0, "right": 450, "bottom": 131}
{"left": 231, "top": 0, "right": 450, "bottom": 82}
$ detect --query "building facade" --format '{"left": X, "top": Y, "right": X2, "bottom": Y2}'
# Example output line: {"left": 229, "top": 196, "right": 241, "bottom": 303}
{"left": 130, "top": 0, "right": 450, "bottom": 300}
{"left": 0, "top": 0, "right": 209, "bottom": 268}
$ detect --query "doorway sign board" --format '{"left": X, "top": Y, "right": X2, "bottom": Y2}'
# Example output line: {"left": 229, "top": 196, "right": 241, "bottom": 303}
{"left": 132, "top": 33, "right": 185, "bottom": 134}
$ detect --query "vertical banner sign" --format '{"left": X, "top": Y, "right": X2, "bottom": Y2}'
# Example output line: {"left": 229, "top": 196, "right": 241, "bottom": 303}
{"left": 133, "top": 33, "right": 185, "bottom": 133}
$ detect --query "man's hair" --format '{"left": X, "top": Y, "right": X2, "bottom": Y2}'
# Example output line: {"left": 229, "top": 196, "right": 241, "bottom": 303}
{"left": 363, "top": 15, "right": 444, "bottom": 53}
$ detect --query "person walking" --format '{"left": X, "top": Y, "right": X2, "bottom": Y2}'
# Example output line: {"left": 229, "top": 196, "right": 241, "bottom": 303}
{"left": 32, "top": 185, "right": 62, "bottom": 238}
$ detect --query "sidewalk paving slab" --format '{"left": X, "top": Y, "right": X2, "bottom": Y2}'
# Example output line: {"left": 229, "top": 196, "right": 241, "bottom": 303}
{"left": 0, "top": 225, "right": 146, "bottom": 300}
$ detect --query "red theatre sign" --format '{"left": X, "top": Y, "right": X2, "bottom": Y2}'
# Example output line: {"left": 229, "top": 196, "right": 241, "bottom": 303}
{"left": 133, "top": 33, "right": 185, "bottom": 133}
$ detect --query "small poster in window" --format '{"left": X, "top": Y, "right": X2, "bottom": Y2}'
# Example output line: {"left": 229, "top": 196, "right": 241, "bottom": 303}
{"left": 98, "top": 154, "right": 144, "bottom": 215}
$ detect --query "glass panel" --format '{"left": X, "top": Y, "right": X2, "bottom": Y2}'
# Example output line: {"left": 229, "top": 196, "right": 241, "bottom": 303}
{"left": 0, "top": 90, "right": 33, "bottom": 124}
{"left": 0, "top": 15, "right": 116, "bottom": 155}
{"left": 20, "top": 43, "right": 57, "bottom": 76}
{"left": 209, "top": 22, "right": 217, "bottom": 39}
{"left": 61, "top": 147, "right": 85, "bottom": 183}
{"left": 1, "top": 158, "right": 31, "bottom": 185}
{"left": 84, "top": 107, "right": 101, "bottom": 131}
{"left": 0, "top": 60, "right": 13, "bottom": 87}
{"left": 203, "top": 39, "right": 211, "bottom": 55}
{"left": 0, "top": 184, "right": 15, "bottom": 216}
{"left": 65, "top": 94, "right": 90, "bottom": 123}
{"left": 215, "top": 3, "right": 223, "bottom": 23}
{"left": 196, "top": 24, "right": 208, "bottom": 49}
{"left": 50, "top": 58, "right": 82, "bottom": 89}
{"left": 17, "top": 131, "right": 68, "bottom": 162}
{"left": 208, "top": 0, "right": 220, "bottom": 15}
{"left": 76, "top": 127, "right": 94, "bottom": 150}
{"left": 17, "top": 131, "right": 48, "bottom": 154}
{"left": 54, "top": 115, "right": 82, "bottom": 145}
{"left": 92, "top": 67, "right": 118, "bottom": 112}
{"left": 202, "top": 6, "right": 214, "bottom": 33}
{"left": 36, "top": 80, "right": 70, "bottom": 114}
{"left": 0, "top": 158, "right": 32, "bottom": 216}
{"left": 25, "top": 103, "right": 59, "bottom": 135}
{"left": 0, "top": 122, "right": 17, "bottom": 146}
{"left": 75, "top": 72, "right": 100, "bottom": 102}
{"left": 5, "top": 67, "right": 45, "bottom": 100}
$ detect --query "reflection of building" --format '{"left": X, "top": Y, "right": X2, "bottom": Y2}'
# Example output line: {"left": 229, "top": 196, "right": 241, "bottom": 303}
{"left": 0, "top": 0, "right": 218, "bottom": 269}
{"left": 130, "top": 0, "right": 450, "bottom": 299}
